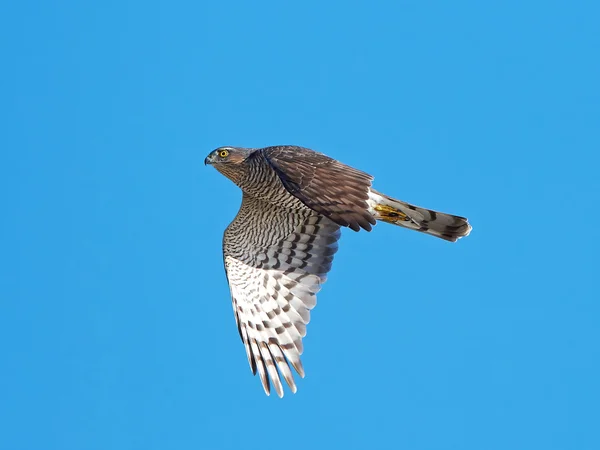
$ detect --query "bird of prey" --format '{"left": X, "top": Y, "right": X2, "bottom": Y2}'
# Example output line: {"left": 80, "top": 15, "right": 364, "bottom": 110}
{"left": 205, "top": 145, "right": 472, "bottom": 397}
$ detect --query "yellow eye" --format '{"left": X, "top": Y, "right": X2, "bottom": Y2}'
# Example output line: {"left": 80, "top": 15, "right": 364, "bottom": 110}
{"left": 218, "top": 149, "right": 229, "bottom": 158}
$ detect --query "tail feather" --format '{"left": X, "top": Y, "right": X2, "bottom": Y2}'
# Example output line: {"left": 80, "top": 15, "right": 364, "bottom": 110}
{"left": 367, "top": 189, "right": 472, "bottom": 242}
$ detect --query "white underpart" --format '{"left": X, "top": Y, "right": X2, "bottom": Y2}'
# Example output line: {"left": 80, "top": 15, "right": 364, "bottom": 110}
{"left": 367, "top": 189, "right": 422, "bottom": 225}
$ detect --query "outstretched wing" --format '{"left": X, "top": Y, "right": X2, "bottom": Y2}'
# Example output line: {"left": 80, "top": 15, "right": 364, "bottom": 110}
{"left": 261, "top": 146, "right": 376, "bottom": 232}
{"left": 223, "top": 194, "right": 341, "bottom": 397}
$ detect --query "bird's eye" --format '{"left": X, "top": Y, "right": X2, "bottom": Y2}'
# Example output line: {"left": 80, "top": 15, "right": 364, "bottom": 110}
{"left": 218, "top": 149, "right": 229, "bottom": 158}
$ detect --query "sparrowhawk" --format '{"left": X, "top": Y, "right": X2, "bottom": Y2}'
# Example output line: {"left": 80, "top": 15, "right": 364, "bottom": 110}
{"left": 204, "top": 145, "right": 472, "bottom": 397}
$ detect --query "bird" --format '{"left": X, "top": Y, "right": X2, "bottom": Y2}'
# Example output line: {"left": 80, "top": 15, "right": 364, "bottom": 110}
{"left": 204, "top": 145, "right": 472, "bottom": 397}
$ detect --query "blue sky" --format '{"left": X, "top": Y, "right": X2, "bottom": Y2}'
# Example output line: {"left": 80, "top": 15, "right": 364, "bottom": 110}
{"left": 1, "top": 1, "right": 599, "bottom": 449}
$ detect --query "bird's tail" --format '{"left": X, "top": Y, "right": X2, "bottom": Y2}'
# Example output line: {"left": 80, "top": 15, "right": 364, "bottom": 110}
{"left": 367, "top": 189, "right": 472, "bottom": 242}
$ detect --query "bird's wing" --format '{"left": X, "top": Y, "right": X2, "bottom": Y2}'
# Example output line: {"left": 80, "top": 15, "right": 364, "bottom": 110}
{"left": 261, "top": 146, "right": 376, "bottom": 231}
{"left": 223, "top": 194, "right": 341, "bottom": 397}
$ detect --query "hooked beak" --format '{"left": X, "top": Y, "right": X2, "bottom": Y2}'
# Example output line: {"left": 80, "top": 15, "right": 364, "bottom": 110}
{"left": 204, "top": 154, "right": 214, "bottom": 166}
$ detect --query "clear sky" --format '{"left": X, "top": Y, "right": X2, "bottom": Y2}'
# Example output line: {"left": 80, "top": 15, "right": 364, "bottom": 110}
{"left": 1, "top": 1, "right": 599, "bottom": 449}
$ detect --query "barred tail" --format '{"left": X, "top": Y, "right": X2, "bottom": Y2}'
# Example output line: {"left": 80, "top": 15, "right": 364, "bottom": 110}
{"left": 367, "top": 189, "right": 472, "bottom": 242}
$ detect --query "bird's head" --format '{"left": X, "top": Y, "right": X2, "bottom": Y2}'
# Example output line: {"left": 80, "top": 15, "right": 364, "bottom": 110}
{"left": 204, "top": 146, "right": 251, "bottom": 166}
{"left": 204, "top": 146, "right": 253, "bottom": 183}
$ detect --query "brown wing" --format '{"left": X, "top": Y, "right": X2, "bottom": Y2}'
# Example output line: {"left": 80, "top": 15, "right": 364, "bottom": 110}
{"left": 262, "top": 146, "right": 376, "bottom": 232}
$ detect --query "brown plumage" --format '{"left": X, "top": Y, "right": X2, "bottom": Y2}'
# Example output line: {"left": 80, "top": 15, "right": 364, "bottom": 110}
{"left": 262, "top": 146, "right": 377, "bottom": 232}
{"left": 205, "top": 145, "right": 472, "bottom": 397}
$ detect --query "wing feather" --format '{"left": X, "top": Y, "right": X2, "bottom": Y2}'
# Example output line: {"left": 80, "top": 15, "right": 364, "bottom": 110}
{"left": 261, "top": 146, "right": 376, "bottom": 232}
{"left": 224, "top": 197, "right": 341, "bottom": 397}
